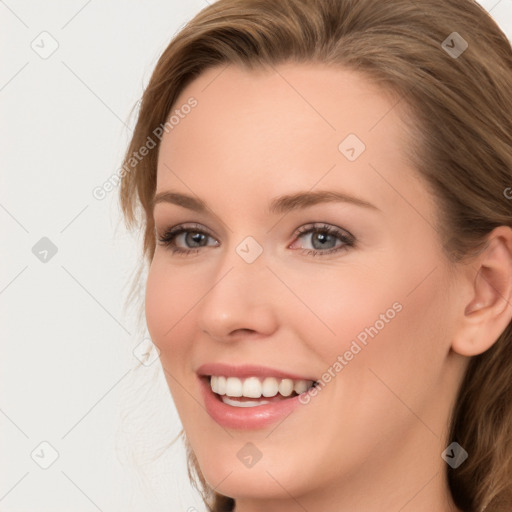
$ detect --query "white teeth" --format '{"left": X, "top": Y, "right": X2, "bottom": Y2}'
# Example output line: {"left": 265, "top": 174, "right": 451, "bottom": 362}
{"left": 211, "top": 375, "right": 219, "bottom": 394}
{"left": 262, "top": 377, "right": 279, "bottom": 397}
{"left": 217, "top": 376, "right": 226, "bottom": 395}
{"left": 294, "top": 380, "right": 309, "bottom": 394}
{"left": 222, "top": 396, "right": 271, "bottom": 407}
{"left": 209, "top": 375, "right": 314, "bottom": 398}
{"left": 225, "top": 376, "right": 243, "bottom": 397}
{"left": 278, "top": 378, "right": 294, "bottom": 397}
{"left": 242, "top": 377, "right": 262, "bottom": 398}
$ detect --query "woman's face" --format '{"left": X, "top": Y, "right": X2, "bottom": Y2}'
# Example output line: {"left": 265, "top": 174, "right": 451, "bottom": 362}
{"left": 146, "top": 63, "right": 466, "bottom": 508}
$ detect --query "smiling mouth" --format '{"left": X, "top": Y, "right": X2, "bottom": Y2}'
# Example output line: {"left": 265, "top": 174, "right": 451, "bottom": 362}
{"left": 207, "top": 375, "right": 318, "bottom": 407}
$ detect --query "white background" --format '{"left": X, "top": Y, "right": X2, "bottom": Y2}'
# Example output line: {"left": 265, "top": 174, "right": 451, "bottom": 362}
{"left": 1, "top": 1, "right": 511, "bottom": 511}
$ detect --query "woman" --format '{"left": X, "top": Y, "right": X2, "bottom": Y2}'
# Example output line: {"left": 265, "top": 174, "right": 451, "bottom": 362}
{"left": 119, "top": 0, "right": 512, "bottom": 510}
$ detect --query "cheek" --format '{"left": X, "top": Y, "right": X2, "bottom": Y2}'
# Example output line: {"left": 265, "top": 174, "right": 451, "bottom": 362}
{"left": 334, "top": 264, "right": 452, "bottom": 417}
{"left": 145, "top": 258, "right": 193, "bottom": 358}
{"left": 276, "top": 259, "right": 403, "bottom": 365}
{"left": 145, "top": 260, "right": 202, "bottom": 419}
{"left": 288, "top": 253, "right": 450, "bottom": 404}
{"left": 283, "top": 261, "right": 451, "bottom": 476}
{"left": 145, "top": 262, "right": 168, "bottom": 347}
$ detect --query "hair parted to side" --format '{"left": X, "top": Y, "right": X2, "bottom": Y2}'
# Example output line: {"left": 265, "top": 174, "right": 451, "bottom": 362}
{"left": 118, "top": 0, "right": 512, "bottom": 510}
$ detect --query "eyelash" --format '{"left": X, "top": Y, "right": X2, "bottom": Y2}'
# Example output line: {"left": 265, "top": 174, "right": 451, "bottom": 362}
{"left": 156, "top": 222, "right": 355, "bottom": 257}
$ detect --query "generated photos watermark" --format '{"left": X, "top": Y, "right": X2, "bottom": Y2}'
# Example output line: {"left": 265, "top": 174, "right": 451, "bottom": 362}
{"left": 299, "top": 301, "right": 403, "bottom": 404}
{"left": 92, "top": 96, "right": 198, "bottom": 200}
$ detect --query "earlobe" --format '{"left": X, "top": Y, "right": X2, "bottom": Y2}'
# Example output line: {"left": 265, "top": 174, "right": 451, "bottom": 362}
{"left": 452, "top": 226, "right": 512, "bottom": 357}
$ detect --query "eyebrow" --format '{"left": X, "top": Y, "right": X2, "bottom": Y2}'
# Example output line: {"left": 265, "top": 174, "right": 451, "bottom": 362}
{"left": 152, "top": 190, "right": 379, "bottom": 214}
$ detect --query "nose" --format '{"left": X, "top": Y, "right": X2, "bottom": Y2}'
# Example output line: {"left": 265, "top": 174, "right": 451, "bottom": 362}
{"left": 196, "top": 246, "right": 279, "bottom": 343}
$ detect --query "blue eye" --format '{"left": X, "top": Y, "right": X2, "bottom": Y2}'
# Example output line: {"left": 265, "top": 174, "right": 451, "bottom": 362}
{"left": 157, "top": 223, "right": 218, "bottom": 255}
{"left": 293, "top": 223, "right": 355, "bottom": 256}
{"left": 157, "top": 222, "right": 355, "bottom": 257}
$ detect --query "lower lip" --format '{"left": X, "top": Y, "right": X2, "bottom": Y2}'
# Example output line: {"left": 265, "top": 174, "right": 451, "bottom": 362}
{"left": 199, "top": 376, "right": 307, "bottom": 430}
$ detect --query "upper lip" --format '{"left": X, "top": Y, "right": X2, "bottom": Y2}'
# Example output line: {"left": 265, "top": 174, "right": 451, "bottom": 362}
{"left": 196, "top": 363, "right": 317, "bottom": 381}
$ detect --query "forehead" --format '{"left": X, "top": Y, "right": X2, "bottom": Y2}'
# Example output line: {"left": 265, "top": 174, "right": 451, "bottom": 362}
{"left": 155, "top": 62, "right": 423, "bottom": 215}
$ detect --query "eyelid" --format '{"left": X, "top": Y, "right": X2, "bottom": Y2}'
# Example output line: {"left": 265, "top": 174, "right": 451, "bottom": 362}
{"left": 157, "top": 222, "right": 214, "bottom": 239}
{"left": 293, "top": 222, "right": 355, "bottom": 242}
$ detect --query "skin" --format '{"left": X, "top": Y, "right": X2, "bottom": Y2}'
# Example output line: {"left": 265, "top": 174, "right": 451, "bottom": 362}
{"left": 145, "top": 62, "right": 512, "bottom": 512}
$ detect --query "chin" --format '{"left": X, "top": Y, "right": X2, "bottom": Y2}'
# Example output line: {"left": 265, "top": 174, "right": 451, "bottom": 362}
{"left": 202, "top": 460, "right": 306, "bottom": 501}
{"left": 186, "top": 433, "right": 317, "bottom": 501}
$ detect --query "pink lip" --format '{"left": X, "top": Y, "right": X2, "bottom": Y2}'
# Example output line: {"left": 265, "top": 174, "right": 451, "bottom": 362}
{"left": 196, "top": 362, "right": 316, "bottom": 381}
{"left": 198, "top": 375, "right": 309, "bottom": 430}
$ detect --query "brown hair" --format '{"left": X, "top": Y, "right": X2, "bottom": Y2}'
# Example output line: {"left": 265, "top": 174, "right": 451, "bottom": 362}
{"left": 118, "top": 0, "right": 512, "bottom": 510}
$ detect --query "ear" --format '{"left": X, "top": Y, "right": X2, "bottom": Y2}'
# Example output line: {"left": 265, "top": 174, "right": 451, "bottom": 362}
{"left": 451, "top": 226, "right": 512, "bottom": 357}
